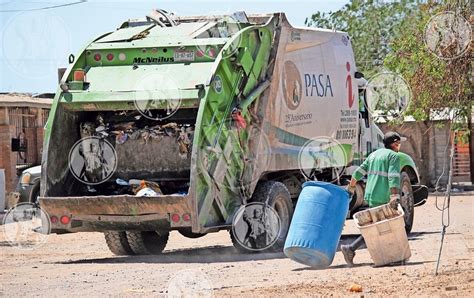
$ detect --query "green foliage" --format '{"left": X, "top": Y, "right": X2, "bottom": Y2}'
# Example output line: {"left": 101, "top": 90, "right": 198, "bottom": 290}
{"left": 385, "top": 1, "right": 472, "bottom": 121}
{"left": 305, "top": 0, "right": 419, "bottom": 77}
{"left": 306, "top": 0, "right": 473, "bottom": 122}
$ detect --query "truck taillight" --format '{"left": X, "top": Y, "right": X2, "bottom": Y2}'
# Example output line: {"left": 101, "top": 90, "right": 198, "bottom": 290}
{"left": 208, "top": 48, "right": 216, "bottom": 58}
{"left": 60, "top": 215, "right": 71, "bottom": 225}
{"left": 50, "top": 216, "right": 58, "bottom": 224}
{"left": 94, "top": 53, "right": 101, "bottom": 61}
{"left": 73, "top": 69, "right": 85, "bottom": 81}
{"left": 182, "top": 214, "right": 191, "bottom": 222}
{"left": 171, "top": 214, "right": 180, "bottom": 223}
{"left": 106, "top": 53, "right": 114, "bottom": 61}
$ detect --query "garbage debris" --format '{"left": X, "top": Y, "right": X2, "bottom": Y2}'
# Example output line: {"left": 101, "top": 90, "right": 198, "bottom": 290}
{"left": 115, "top": 178, "right": 163, "bottom": 196}
{"left": 349, "top": 284, "right": 363, "bottom": 292}
{"left": 78, "top": 112, "right": 194, "bottom": 159}
{"left": 356, "top": 204, "right": 400, "bottom": 226}
{"left": 136, "top": 187, "right": 159, "bottom": 196}
{"left": 231, "top": 107, "right": 247, "bottom": 129}
{"left": 133, "top": 180, "right": 163, "bottom": 195}
{"left": 445, "top": 286, "right": 458, "bottom": 291}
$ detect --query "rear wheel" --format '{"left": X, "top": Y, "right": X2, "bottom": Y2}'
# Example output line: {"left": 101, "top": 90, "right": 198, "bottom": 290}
{"left": 29, "top": 181, "right": 40, "bottom": 205}
{"left": 125, "top": 231, "right": 169, "bottom": 255}
{"left": 231, "top": 181, "right": 294, "bottom": 253}
{"left": 104, "top": 231, "right": 135, "bottom": 255}
{"left": 400, "top": 172, "right": 414, "bottom": 233}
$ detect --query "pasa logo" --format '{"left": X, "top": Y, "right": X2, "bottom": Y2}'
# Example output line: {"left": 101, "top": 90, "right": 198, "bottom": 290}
{"left": 282, "top": 61, "right": 302, "bottom": 110}
{"left": 346, "top": 62, "right": 355, "bottom": 108}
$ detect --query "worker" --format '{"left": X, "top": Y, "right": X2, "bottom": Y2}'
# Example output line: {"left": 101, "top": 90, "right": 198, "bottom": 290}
{"left": 341, "top": 131, "right": 404, "bottom": 266}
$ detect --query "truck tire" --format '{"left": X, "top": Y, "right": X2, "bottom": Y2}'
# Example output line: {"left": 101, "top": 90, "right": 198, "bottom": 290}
{"left": 104, "top": 231, "right": 135, "bottom": 256}
{"left": 125, "top": 231, "right": 169, "bottom": 255}
{"left": 29, "top": 181, "right": 40, "bottom": 205}
{"left": 231, "top": 181, "right": 294, "bottom": 253}
{"left": 400, "top": 172, "right": 414, "bottom": 234}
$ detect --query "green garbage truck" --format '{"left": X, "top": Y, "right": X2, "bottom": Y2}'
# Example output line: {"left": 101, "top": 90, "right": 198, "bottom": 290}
{"left": 40, "top": 10, "right": 428, "bottom": 254}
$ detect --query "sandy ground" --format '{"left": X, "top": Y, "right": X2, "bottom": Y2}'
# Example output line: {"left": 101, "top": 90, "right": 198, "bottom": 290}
{"left": 0, "top": 194, "right": 473, "bottom": 297}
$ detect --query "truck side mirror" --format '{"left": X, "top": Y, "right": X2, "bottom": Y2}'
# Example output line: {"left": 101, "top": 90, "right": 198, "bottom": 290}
{"left": 354, "top": 71, "right": 364, "bottom": 79}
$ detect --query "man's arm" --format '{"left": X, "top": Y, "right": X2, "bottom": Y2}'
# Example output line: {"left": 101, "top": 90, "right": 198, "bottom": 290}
{"left": 348, "top": 157, "right": 370, "bottom": 192}
{"left": 388, "top": 152, "right": 401, "bottom": 208}
{"left": 387, "top": 152, "right": 401, "bottom": 191}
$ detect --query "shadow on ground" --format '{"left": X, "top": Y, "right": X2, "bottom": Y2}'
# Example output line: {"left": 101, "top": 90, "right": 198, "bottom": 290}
{"left": 55, "top": 245, "right": 286, "bottom": 264}
{"left": 50, "top": 231, "right": 452, "bottom": 265}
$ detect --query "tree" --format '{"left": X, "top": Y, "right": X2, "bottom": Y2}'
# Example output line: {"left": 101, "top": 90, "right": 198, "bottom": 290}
{"left": 384, "top": 0, "right": 472, "bottom": 183}
{"left": 384, "top": 0, "right": 472, "bottom": 122}
{"left": 305, "top": 0, "right": 419, "bottom": 76}
{"left": 306, "top": 0, "right": 473, "bottom": 185}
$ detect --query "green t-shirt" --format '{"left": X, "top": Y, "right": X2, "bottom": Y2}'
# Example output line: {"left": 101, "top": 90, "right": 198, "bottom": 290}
{"left": 352, "top": 148, "right": 401, "bottom": 207}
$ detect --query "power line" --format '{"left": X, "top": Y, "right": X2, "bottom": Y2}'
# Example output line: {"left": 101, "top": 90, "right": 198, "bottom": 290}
{"left": 0, "top": 0, "right": 87, "bottom": 12}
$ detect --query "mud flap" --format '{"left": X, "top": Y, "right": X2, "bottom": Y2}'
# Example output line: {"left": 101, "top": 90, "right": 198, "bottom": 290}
{"left": 412, "top": 185, "right": 429, "bottom": 207}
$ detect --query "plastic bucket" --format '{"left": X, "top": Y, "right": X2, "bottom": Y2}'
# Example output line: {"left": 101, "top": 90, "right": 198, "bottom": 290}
{"left": 284, "top": 181, "right": 350, "bottom": 268}
{"left": 354, "top": 204, "right": 411, "bottom": 266}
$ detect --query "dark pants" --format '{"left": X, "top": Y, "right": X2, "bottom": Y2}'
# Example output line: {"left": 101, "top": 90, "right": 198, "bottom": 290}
{"left": 350, "top": 235, "right": 365, "bottom": 251}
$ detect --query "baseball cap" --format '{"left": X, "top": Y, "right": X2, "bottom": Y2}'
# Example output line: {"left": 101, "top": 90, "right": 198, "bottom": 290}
{"left": 383, "top": 131, "right": 407, "bottom": 146}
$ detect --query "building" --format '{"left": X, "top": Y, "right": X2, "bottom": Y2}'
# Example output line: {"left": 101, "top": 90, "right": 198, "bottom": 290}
{"left": 0, "top": 93, "right": 53, "bottom": 192}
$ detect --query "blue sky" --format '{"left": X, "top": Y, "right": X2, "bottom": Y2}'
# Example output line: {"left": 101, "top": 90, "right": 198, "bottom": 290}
{"left": 0, "top": 0, "right": 347, "bottom": 93}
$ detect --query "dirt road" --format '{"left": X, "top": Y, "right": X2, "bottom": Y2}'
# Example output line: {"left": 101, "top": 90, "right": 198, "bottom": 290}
{"left": 1, "top": 195, "right": 473, "bottom": 296}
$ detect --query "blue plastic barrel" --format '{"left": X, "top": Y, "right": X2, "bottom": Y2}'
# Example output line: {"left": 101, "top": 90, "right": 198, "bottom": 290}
{"left": 284, "top": 181, "right": 350, "bottom": 268}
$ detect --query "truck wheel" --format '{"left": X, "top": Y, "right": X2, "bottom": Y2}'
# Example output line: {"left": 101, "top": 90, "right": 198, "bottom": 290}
{"left": 231, "top": 181, "right": 294, "bottom": 253}
{"left": 104, "top": 231, "right": 135, "bottom": 256}
{"left": 400, "top": 172, "right": 414, "bottom": 234}
{"left": 125, "top": 231, "right": 169, "bottom": 255}
{"left": 29, "top": 181, "right": 40, "bottom": 205}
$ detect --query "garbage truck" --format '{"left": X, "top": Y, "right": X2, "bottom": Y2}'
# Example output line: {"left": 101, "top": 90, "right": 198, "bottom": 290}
{"left": 39, "top": 10, "right": 428, "bottom": 254}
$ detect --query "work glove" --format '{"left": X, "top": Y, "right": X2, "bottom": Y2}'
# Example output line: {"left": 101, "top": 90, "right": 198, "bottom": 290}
{"left": 346, "top": 185, "right": 356, "bottom": 196}
{"left": 389, "top": 194, "right": 400, "bottom": 210}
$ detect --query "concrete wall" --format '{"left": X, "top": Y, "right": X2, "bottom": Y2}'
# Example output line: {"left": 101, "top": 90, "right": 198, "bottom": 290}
{"left": 379, "top": 120, "right": 452, "bottom": 187}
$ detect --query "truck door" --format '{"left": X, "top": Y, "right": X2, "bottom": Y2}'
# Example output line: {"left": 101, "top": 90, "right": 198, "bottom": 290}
{"left": 358, "top": 87, "right": 372, "bottom": 162}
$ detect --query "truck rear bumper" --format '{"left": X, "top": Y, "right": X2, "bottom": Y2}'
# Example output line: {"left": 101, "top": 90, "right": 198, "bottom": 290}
{"left": 40, "top": 194, "right": 193, "bottom": 233}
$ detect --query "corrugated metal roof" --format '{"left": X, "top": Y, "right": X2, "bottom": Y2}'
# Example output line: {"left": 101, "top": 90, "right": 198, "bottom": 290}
{"left": 0, "top": 93, "right": 53, "bottom": 108}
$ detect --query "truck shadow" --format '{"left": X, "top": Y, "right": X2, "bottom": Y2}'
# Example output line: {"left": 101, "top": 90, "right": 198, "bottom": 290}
{"left": 56, "top": 245, "right": 287, "bottom": 264}
{"left": 55, "top": 231, "right": 453, "bottom": 265}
